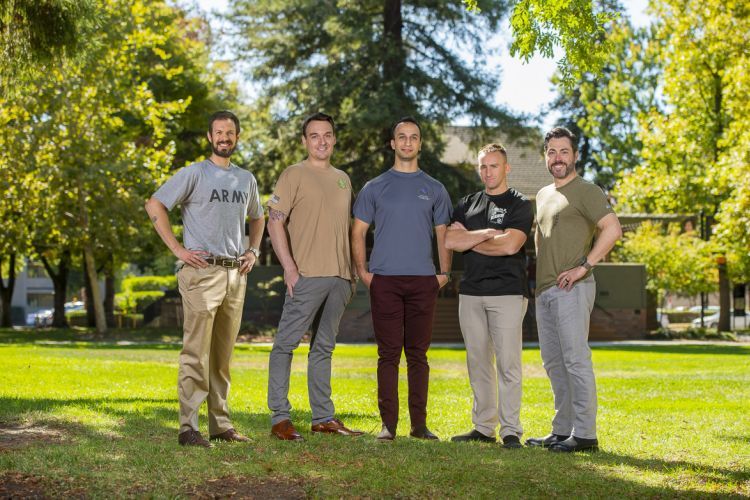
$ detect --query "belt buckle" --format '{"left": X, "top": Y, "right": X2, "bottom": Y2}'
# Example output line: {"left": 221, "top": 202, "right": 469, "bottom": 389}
{"left": 221, "top": 259, "right": 235, "bottom": 268}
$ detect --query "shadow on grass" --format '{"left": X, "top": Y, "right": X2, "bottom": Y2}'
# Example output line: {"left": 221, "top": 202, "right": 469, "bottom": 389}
{"left": 0, "top": 395, "right": 371, "bottom": 444}
{"left": 0, "top": 327, "right": 183, "bottom": 345}
{"left": 428, "top": 344, "right": 750, "bottom": 356}
{"left": 593, "top": 344, "right": 750, "bottom": 356}
{"left": 2, "top": 393, "right": 746, "bottom": 497}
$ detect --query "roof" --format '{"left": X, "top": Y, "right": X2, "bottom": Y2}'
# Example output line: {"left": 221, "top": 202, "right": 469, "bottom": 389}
{"left": 441, "top": 125, "right": 552, "bottom": 199}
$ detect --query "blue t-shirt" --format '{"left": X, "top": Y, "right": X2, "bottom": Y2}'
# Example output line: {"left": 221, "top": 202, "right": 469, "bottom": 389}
{"left": 353, "top": 168, "right": 452, "bottom": 276}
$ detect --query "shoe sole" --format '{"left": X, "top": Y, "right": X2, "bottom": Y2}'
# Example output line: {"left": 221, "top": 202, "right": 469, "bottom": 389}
{"left": 271, "top": 434, "right": 304, "bottom": 441}
{"left": 549, "top": 445, "right": 599, "bottom": 453}
{"left": 451, "top": 438, "right": 496, "bottom": 443}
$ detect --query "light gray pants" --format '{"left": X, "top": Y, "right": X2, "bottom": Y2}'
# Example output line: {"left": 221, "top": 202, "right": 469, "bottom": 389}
{"left": 268, "top": 276, "right": 351, "bottom": 425}
{"left": 535, "top": 275, "right": 597, "bottom": 439}
{"left": 459, "top": 294, "right": 527, "bottom": 439}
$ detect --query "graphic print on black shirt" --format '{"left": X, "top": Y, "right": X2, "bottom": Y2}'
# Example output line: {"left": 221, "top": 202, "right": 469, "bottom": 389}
{"left": 452, "top": 188, "right": 533, "bottom": 296}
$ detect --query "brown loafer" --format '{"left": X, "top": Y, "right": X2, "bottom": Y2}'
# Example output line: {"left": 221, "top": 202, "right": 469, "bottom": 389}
{"left": 271, "top": 419, "right": 304, "bottom": 441}
{"left": 178, "top": 429, "right": 212, "bottom": 448}
{"left": 311, "top": 418, "right": 364, "bottom": 437}
{"left": 210, "top": 428, "right": 250, "bottom": 442}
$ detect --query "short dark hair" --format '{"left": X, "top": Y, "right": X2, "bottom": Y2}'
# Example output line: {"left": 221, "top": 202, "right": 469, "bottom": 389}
{"left": 391, "top": 116, "right": 422, "bottom": 140}
{"left": 208, "top": 110, "right": 240, "bottom": 135}
{"left": 543, "top": 126, "right": 578, "bottom": 153}
{"left": 302, "top": 112, "right": 336, "bottom": 137}
{"left": 478, "top": 143, "right": 507, "bottom": 161}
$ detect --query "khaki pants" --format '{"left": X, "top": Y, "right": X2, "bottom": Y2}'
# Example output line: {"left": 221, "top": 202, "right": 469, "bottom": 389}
{"left": 458, "top": 294, "right": 527, "bottom": 439}
{"left": 176, "top": 265, "right": 246, "bottom": 434}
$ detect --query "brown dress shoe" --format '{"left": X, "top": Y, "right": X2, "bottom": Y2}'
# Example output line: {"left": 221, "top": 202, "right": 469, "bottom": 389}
{"left": 210, "top": 428, "right": 250, "bottom": 442}
{"left": 178, "top": 429, "right": 212, "bottom": 448}
{"left": 311, "top": 418, "right": 364, "bottom": 436}
{"left": 271, "top": 419, "right": 304, "bottom": 441}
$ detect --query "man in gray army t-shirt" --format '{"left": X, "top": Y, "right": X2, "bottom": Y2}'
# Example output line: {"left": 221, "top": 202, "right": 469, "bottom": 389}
{"left": 145, "top": 110, "right": 265, "bottom": 448}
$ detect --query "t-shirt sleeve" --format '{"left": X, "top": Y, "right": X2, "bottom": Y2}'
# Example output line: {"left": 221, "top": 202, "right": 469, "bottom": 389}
{"left": 352, "top": 182, "right": 375, "bottom": 224}
{"left": 580, "top": 184, "right": 615, "bottom": 224}
{"left": 267, "top": 168, "right": 295, "bottom": 216}
{"left": 246, "top": 174, "right": 264, "bottom": 219}
{"left": 433, "top": 185, "right": 453, "bottom": 226}
{"left": 152, "top": 166, "right": 197, "bottom": 210}
{"left": 451, "top": 197, "right": 466, "bottom": 225}
{"left": 504, "top": 198, "right": 534, "bottom": 236}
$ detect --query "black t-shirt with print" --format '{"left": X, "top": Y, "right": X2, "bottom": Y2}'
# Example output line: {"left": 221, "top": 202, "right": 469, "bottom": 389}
{"left": 452, "top": 188, "right": 533, "bottom": 296}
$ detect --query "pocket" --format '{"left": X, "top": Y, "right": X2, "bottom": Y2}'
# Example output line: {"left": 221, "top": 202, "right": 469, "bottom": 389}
{"left": 291, "top": 274, "right": 304, "bottom": 293}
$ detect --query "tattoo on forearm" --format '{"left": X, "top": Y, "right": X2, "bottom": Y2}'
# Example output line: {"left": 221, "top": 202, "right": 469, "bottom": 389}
{"left": 151, "top": 216, "right": 158, "bottom": 224}
{"left": 269, "top": 208, "right": 287, "bottom": 222}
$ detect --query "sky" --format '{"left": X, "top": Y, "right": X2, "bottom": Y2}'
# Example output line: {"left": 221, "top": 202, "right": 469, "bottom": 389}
{"left": 191, "top": 0, "right": 651, "bottom": 130}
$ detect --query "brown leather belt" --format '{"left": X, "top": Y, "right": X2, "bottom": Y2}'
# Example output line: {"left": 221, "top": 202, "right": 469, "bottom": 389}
{"left": 204, "top": 256, "right": 241, "bottom": 268}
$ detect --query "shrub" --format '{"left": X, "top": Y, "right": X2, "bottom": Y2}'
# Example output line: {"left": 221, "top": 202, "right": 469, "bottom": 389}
{"left": 647, "top": 327, "right": 737, "bottom": 341}
{"left": 115, "top": 291, "right": 165, "bottom": 313}
{"left": 121, "top": 276, "right": 176, "bottom": 293}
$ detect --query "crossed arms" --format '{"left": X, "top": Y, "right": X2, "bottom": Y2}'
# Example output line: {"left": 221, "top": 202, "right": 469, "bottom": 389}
{"left": 445, "top": 222, "right": 527, "bottom": 256}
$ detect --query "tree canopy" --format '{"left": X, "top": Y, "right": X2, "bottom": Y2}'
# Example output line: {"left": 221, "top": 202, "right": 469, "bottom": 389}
{"left": 0, "top": 0, "right": 238, "bottom": 330}
{"left": 614, "top": 0, "right": 750, "bottom": 284}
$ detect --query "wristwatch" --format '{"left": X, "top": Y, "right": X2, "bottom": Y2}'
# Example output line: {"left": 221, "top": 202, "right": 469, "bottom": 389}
{"left": 439, "top": 271, "right": 452, "bottom": 282}
{"left": 248, "top": 247, "right": 261, "bottom": 258}
{"left": 579, "top": 257, "right": 592, "bottom": 271}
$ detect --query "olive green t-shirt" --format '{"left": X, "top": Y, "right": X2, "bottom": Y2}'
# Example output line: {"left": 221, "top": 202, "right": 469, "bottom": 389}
{"left": 534, "top": 176, "right": 614, "bottom": 296}
{"left": 267, "top": 161, "right": 353, "bottom": 279}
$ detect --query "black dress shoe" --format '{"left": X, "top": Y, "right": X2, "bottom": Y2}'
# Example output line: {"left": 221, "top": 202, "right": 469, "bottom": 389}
{"left": 410, "top": 426, "right": 439, "bottom": 440}
{"left": 549, "top": 436, "right": 599, "bottom": 453}
{"left": 525, "top": 433, "right": 569, "bottom": 448}
{"left": 451, "top": 429, "right": 496, "bottom": 443}
{"left": 501, "top": 435, "right": 523, "bottom": 449}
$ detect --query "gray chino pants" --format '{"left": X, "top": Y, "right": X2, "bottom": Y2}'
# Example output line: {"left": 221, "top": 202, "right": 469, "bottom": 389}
{"left": 535, "top": 275, "right": 598, "bottom": 439}
{"left": 268, "top": 276, "right": 352, "bottom": 425}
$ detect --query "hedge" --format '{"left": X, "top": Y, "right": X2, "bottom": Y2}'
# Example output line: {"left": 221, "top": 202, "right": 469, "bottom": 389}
{"left": 121, "top": 275, "right": 177, "bottom": 293}
{"left": 115, "top": 291, "right": 165, "bottom": 313}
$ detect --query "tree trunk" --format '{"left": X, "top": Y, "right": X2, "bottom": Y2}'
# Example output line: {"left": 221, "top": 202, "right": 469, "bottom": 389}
{"left": 104, "top": 253, "right": 115, "bottom": 328}
{"left": 39, "top": 250, "right": 70, "bottom": 328}
{"left": 381, "top": 0, "right": 409, "bottom": 166}
{"left": 84, "top": 258, "right": 95, "bottom": 327}
{"left": 718, "top": 257, "right": 730, "bottom": 331}
{"left": 0, "top": 253, "right": 17, "bottom": 327}
{"left": 83, "top": 245, "right": 107, "bottom": 334}
{"left": 77, "top": 177, "right": 107, "bottom": 335}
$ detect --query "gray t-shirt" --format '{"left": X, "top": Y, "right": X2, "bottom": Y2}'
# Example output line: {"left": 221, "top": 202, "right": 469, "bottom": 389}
{"left": 153, "top": 159, "right": 263, "bottom": 258}
{"left": 353, "top": 168, "right": 452, "bottom": 276}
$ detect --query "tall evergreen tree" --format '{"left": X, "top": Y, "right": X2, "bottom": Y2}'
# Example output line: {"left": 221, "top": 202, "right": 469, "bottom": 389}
{"left": 228, "top": 0, "right": 520, "bottom": 193}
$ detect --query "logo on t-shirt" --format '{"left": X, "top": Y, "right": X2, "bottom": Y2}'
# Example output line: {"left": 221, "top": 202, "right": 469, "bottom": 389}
{"left": 269, "top": 194, "right": 280, "bottom": 205}
{"left": 209, "top": 189, "right": 249, "bottom": 204}
{"left": 337, "top": 178, "right": 347, "bottom": 189}
{"left": 417, "top": 187, "right": 430, "bottom": 200}
{"left": 489, "top": 205, "right": 507, "bottom": 225}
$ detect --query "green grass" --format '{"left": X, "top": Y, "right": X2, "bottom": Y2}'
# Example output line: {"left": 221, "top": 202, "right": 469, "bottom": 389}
{"left": 1, "top": 328, "right": 749, "bottom": 497}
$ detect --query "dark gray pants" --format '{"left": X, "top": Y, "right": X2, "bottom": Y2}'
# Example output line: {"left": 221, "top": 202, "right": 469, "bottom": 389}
{"left": 535, "top": 275, "right": 598, "bottom": 439}
{"left": 268, "top": 276, "right": 351, "bottom": 425}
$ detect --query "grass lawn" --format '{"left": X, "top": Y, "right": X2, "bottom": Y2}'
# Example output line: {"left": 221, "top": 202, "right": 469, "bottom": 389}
{"left": 1, "top": 328, "right": 748, "bottom": 498}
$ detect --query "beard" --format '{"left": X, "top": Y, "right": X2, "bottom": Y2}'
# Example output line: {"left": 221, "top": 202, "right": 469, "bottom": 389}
{"left": 211, "top": 141, "right": 236, "bottom": 158}
{"left": 547, "top": 160, "right": 575, "bottom": 179}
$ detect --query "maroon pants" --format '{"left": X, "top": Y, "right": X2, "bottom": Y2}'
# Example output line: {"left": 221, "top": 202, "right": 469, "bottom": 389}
{"left": 369, "top": 274, "right": 439, "bottom": 432}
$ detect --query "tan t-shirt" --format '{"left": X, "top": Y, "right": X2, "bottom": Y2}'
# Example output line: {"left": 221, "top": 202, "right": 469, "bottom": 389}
{"left": 268, "top": 161, "right": 352, "bottom": 279}
{"left": 535, "top": 176, "right": 615, "bottom": 296}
